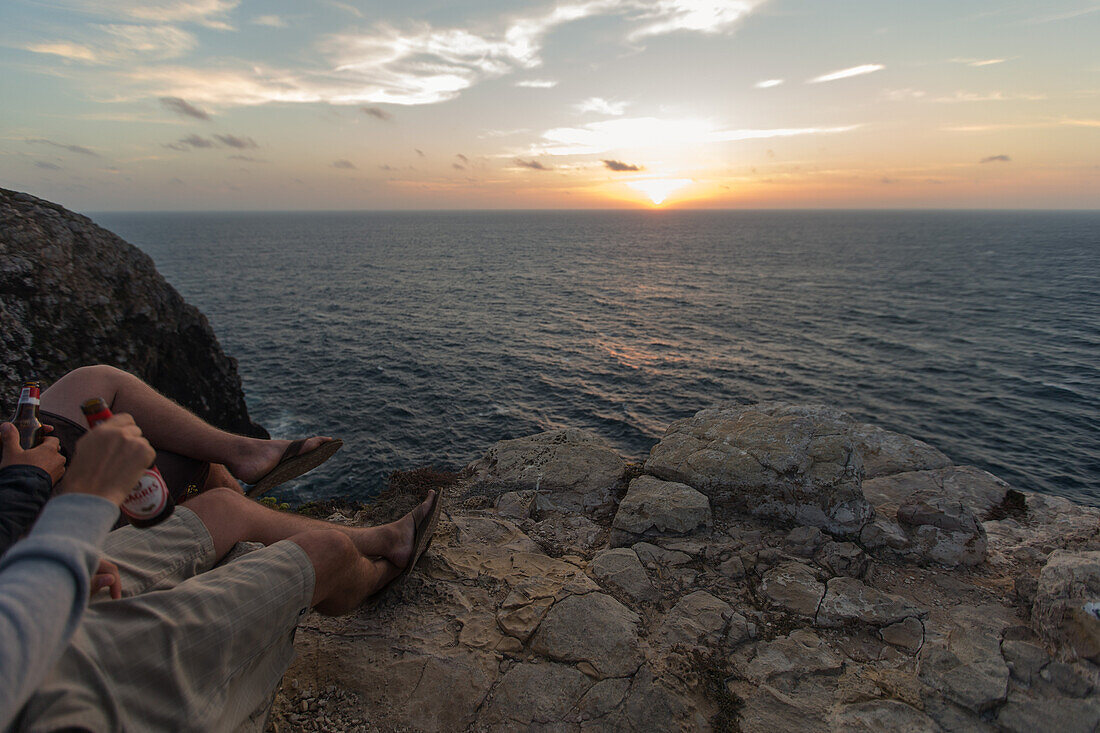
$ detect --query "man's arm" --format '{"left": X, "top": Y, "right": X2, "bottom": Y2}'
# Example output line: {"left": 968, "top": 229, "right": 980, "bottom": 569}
{"left": 0, "top": 423, "right": 67, "bottom": 555}
{"left": 0, "top": 415, "right": 153, "bottom": 729}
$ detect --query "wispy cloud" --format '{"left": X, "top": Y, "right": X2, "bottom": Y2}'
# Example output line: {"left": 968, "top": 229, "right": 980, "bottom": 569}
{"left": 755, "top": 79, "right": 783, "bottom": 88}
{"left": 535, "top": 117, "right": 859, "bottom": 155}
{"left": 576, "top": 97, "right": 628, "bottom": 115}
{"left": 35, "top": 161, "right": 63, "bottom": 170}
{"left": 602, "top": 159, "right": 642, "bottom": 171}
{"left": 515, "top": 79, "right": 558, "bottom": 88}
{"left": 38, "top": 0, "right": 240, "bottom": 30}
{"left": 809, "top": 64, "right": 884, "bottom": 83}
{"left": 25, "top": 24, "right": 197, "bottom": 64}
{"left": 332, "top": 159, "right": 356, "bottom": 169}
{"left": 251, "top": 14, "right": 287, "bottom": 28}
{"left": 113, "top": 0, "right": 770, "bottom": 107}
{"left": 515, "top": 158, "right": 550, "bottom": 170}
{"left": 1019, "top": 5, "right": 1100, "bottom": 25}
{"left": 980, "top": 154, "right": 1011, "bottom": 163}
{"left": 26, "top": 138, "right": 99, "bottom": 156}
{"left": 167, "top": 133, "right": 215, "bottom": 150}
{"left": 228, "top": 154, "right": 265, "bottom": 162}
{"left": 933, "top": 91, "right": 1045, "bottom": 102}
{"left": 951, "top": 57, "right": 1007, "bottom": 67}
{"left": 160, "top": 96, "right": 210, "bottom": 119}
{"left": 213, "top": 134, "right": 257, "bottom": 148}
{"left": 361, "top": 106, "right": 392, "bottom": 121}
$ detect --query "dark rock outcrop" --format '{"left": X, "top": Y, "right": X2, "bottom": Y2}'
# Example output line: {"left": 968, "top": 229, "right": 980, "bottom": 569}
{"left": 0, "top": 188, "right": 264, "bottom": 436}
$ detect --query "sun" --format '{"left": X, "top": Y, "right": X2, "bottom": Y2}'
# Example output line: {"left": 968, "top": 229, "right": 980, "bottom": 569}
{"left": 624, "top": 178, "right": 693, "bottom": 205}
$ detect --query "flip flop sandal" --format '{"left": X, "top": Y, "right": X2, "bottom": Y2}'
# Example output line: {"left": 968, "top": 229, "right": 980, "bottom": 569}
{"left": 245, "top": 438, "right": 344, "bottom": 497}
{"left": 364, "top": 490, "right": 443, "bottom": 609}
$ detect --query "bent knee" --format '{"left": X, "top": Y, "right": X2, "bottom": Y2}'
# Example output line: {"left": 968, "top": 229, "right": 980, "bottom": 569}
{"left": 69, "top": 364, "right": 130, "bottom": 383}
{"left": 289, "top": 530, "right": 357, "bottom": 568}
{"left": 182, "top": 486, "right": 244, "bottom": 511}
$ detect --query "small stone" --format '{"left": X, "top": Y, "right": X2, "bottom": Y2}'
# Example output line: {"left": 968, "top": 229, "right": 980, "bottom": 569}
{"left": 759, "top": 562, "right": 825, "bottom": 617}
{"left": 784, "top": 526, "right": 826, "bottom": 557}
{"left": 996, "top": 690, "right": 1100, "bottom": 733}
{"left": 495, "top": 490, "right": 537, "bottom": 520}
{"left": 1000, "top": 639, "right": 1049, "bottom": 686}
{"left": 816, "top": 541, "right": 868, "bottom": 578}
{"left": 831, "top": 699, "right": 941, "bottom": 732}
{"left": 816, "top": 577, "right": 925, "bottom": 628}
{"left": 633, "top": 542, "right": 691, "bottom": 568}
{"left": 719, "top": 555, "right": 745, "bottom": 579}
{"left": 1040, "top": 661, "right": 1095, "bottom": 698}
{"left": 530, "top": 593, "right": 642, "bottom": 679}
{"left": 879, "top": 617, "right": 924, "bottom": 653}
{"left": 589, "top": 548, "right": 657, "bottom": 603}
{"left": 653, "top": 591, "right": 744, "bottom": 652}
{"left": 612, "top": 475, "right": 711, "bottom": 535}
{"left": 737, "top": 629, "right": 843, "bottom": 680}
{"left": 1032, "top": 550, "right": 1100, "bottom": 663}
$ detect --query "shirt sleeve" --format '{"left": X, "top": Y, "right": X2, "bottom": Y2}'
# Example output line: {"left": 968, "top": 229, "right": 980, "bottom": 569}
{"left": 0, "top": 464, "right": 54, "bottom": 556}
{"left": 0, "top": 493, "right": 119, "bottom": 729}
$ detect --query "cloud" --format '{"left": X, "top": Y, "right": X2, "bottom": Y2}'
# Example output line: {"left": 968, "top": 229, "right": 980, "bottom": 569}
{"left": 37, "top": 0, "right": 240, "bottom": 29}
{"left": 602, "top": 159, "right": 642, "bottom": 171}
{"left": 228, "top": 154, "right": 265, "bottom": 162}
{"left": 332, "top": 159, "right": 356, "bottom": 169}
{"left": 26, "top": 138, "right": 99, "bottom": 156}
{"left": 515, "top": 158, "right": 550, "bottom": 170}
{"left": 160, "top": 96, "right": 210, "bottom": 119}
{"left": 808, "top": 64, "right": 884, "bottom": 83}
{"left": 882, "top": 88, "right": 926, "bottom": 101}
{"left": 755, "top": 79, "right": 783, "bottom": 88}
{"left": 980, "top": 154, "right": 1011, "bottom": 163}
{"left": 35, "top": 161, "right": 63, "bottom": 170}
{"left": 456, "top": 153, "right": 469, "bottom": 163}
{"left": 25, "top": 24, "right": 198, "bottom": 64}
{"left": 414, "top": 148, "right": 425, "bottom": 157}
{"left": 121, "top": 0, "right": 770, "bottom": 108}
{"left": 165, "top": 133, "right": 214, "bottom": 150}
{"left": 515, "top": 79, "right": 558, "bottom": 88}
{"left": 251, "top": 14, "right": 287, "bottom": 28}
{"left": 576, "top": 97, "right": 628, "bottom": 115}
{"left": 213, "top": 134, "right": 258, "bottom": 148}
{"left": 627, "top": 0, "right": 766, "bottom": 40}
{"left": 933, "top": 91, "right": 1045, "bottom": 103}
{"left": 535, "top": 117, "right": 860, "bottom": 155}
{"left": 361, "top": 106, "right": 392, "bottom": 120}
{"left": 951, "top": 57, "right": 1006, "bottom": 67}
{"left": 452, "top": 163, "right": 466, "bottom": 170}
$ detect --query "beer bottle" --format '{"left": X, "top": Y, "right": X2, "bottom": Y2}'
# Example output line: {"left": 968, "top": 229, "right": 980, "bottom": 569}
{"left": 11, "top": 380, "right": 45, "bottom": 449}
{"left": 81, "top": 397, "right": 174, "bottom": 528}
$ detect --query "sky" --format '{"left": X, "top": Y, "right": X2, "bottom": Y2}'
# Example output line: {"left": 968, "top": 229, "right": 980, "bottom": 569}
{"left": 1, "top": 0, "right": 1098, "bottom": 211}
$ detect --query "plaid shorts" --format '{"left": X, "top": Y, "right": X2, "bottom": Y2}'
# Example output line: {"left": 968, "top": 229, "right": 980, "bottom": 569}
{"left": 17, "top": 507, "right": 315, "bottom": 732}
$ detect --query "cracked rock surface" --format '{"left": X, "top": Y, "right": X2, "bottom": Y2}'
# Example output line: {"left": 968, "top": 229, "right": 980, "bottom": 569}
{"left": 270, "top": 402, "right": 1100, "bottom": 732}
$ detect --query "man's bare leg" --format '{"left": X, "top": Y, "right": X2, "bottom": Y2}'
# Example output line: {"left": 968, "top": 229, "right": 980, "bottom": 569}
{"left": 41, "top": 365, "right": 331, "bottom": 484}
{"left": 182, "top": 488, "right": 436, "bottom": 571}
{"left": 204, "top": 463, "right": 242, "bottom": 494}
{"left": 288, "top": 531, "right": 401, "bottom": 614}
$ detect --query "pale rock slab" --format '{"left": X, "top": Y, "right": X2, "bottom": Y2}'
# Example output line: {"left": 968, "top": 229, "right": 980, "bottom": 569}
{"left": 483, "top": 662, "right": 592, "bottom": 728}
{"left": 644, "top": 403, "right": 872, "bottom": 536}
{"left": 652, "top": 590, "right": 750, "bottom": 652}
{"left": 816, "top": 541, "right": 869, "bottom": 578}
{"left": 467, "top": 428, "right": 626, "bottom": 513}
{"left": 759, "top": 562, "right": 826, "bottom": 617}
{"left": 588, "top": 548, "right": 657, "bottom": 604}
{"left": 879, "top": 616, "right": 924, "bottom": 653}
{"left": 860, "top": 481, "right": 988, "bottom": 568}
{"left": 735, "top": 629, "right": 842, "bottom": 680}
{"left": 831, "top": 699, "right": 941, "bottom": 733}
{"left": 1032, "top": 550, "right": 1100, "bottom": 663}
{"left": 847, "top": 422, "right": 952, "bottom": 479}
{"left": 996, "top": 691, "right": 1100, "bottom": 733}
{"left": 816, "top": 577, "right": 926, "bottom": 628}
{"left": 611, "top": 475, "right": 711, "bottom": 536}
{"left": 530, "top": 593, "right": 643, "bottom": 679}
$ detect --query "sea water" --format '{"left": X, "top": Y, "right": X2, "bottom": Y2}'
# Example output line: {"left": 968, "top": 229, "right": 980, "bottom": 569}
{"left": 91, "top": 210, "right": 1100, "bottom": 506}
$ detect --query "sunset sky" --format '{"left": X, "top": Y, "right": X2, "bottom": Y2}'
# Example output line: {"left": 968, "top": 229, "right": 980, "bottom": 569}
{"left": 1, "top": 0, "right": 1098, "bottom": 210}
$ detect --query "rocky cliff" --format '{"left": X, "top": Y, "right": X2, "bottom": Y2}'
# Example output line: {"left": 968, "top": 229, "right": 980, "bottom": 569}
{"left": 0, "top": 188, "right": 264, "bottom": 436}
{"left": 271, "top": 404, "right": 1100, "bottom": 732}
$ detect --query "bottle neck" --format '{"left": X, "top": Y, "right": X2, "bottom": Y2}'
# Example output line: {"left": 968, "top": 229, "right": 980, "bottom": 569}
{"left": 84, "top": 406, "right": 114, "bottom": 428}
{"left": 17, "top": 386, "right": 41, "bottom": 406}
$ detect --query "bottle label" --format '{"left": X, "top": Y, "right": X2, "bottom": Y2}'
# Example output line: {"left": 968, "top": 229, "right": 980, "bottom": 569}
{"left": 121, "top": 468, "right": 169, "bottom": 520}
{"left": 18, "top": 388, "right": 40, "bottom": 406}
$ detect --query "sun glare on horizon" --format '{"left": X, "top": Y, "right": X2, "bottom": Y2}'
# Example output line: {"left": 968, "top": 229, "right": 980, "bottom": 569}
{"left": 625, "top": 179, "right": 694, "bottom": 205}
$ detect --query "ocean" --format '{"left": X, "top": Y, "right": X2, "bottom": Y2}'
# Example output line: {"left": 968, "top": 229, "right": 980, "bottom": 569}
{"left": 90, "top": 210, "right": 1100, "bottom": 506}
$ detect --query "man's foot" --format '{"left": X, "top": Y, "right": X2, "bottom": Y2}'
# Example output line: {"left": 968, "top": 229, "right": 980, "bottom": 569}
{"left": 228, "top": 436, "right": 335, "bottom": 485}
{"left": 353, "top": 490, "right": 437, "bottom": 570}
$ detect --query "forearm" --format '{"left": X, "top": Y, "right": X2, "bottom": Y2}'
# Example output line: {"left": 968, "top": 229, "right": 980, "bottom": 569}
{"left": 0, "top": 494, "right": 118, "bottom": 727}
{"left": 0, "top": 465, "right": 53, "bottom": 556}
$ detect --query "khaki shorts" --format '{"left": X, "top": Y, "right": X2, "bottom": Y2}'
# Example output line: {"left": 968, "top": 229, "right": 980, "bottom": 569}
{"left": 17, "top": 507, "right": 315, "bottom": 733}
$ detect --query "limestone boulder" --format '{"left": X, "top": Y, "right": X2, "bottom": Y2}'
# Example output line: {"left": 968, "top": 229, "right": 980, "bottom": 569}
{"left": 1032, "top": 550, "right": 1100, "bottom": 663}
{"left": 652, "top": 590, "right": 751, "bottom": 652}
{"left": 467, "top": 428, "right": 626, "bottom": 514}
{"left": 816, "top": 577, "right": 925, "bottom": 628}
{"left": 530, "top": 593, "right": 643, "bottom": 678}
{"left": 644, "top": 403, "right": 872, "bottom": 536}
{"left": 759, "top": 562, "right": 825, "bottom": 617}
{"left": 482, "top": 662, "right": 591, "bottom": 728}
{"left": 611, "top": 475, "right": 711, "bottom": 537}
{"left": 847, "top": 421, "right": 951, "bottom": 479}
{"left": 735, "top": 629, "right": 843, "bottom": 680}
{"left": 860, "top": 490, "right": 988, "bottom": 568}
{"left": 588, "top": 548, "right": 657, "bottom": 604}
